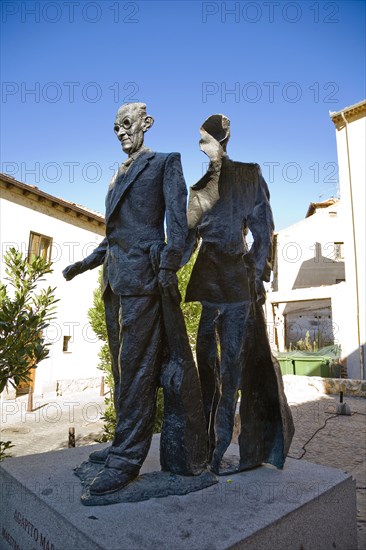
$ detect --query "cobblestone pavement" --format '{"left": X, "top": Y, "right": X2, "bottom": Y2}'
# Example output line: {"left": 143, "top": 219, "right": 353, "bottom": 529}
{"left": 1, "top": 386, "right": 365, "bottom": 549}
{"left": 0, "top": 390, "right": 106, "bottom": 456}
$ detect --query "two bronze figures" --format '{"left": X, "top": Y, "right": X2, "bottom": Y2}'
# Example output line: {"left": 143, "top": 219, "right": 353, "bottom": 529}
{"left": 63, "top": 103, "right": 294, "bottom": 500}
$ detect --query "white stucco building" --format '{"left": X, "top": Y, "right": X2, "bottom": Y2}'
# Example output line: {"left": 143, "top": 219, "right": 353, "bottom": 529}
{"left": 329, "top": 100, "right": 366, "bottom": 380}
{"left": 268, "top": 198, "right": 346, "bottom": 356}
{"left": 267, "top": 99, "right": 365, "bottom": 380}
{"left": 0, "top": 173, "right": 106, "bottom": 397}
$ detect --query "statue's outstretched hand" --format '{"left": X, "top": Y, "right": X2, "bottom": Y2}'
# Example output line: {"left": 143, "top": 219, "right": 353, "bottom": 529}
{"left": 62, "top": 261, "right": 84, "bottom": 281}
{"left": 158, "top": 268, "right": 181, "bottom": 305}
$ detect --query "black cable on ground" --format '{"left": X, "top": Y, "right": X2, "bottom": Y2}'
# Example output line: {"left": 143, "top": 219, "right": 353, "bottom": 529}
{"left": 288, "top": 414, "right": 339, "bottom": 460}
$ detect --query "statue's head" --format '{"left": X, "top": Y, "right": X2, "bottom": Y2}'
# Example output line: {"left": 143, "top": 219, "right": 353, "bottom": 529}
{"left": 114, "top": 102, "right": 154, "bottom": 155}
{"left": 199, "top": 114, "right": 230, "bottom": 160}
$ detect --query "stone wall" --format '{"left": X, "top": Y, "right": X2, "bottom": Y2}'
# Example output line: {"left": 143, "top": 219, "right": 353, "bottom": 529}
{"left": 283, "top": 374, "right": 366, "bottom": 398}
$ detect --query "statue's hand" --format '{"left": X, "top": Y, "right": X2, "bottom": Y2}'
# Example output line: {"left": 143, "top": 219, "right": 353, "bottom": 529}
{"left": 158, "top": 269, "right": 181, "bottom": 305}
{"left": 62, "top": 261, "right": 84, "bottom": 281}
{"left": 255, "top": 279, "right": 266, "bottom": 306}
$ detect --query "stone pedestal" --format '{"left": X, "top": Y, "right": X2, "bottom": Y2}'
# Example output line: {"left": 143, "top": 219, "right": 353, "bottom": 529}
{"left": 0, "top": 435, "right": 357, "bottom": 550}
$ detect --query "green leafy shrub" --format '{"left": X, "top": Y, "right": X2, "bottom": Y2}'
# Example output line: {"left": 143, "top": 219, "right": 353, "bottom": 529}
{"left": 178, "top": 250, "right": 201, "bottom": 353}
{"left": 0, "top": 440, "right": 14, "bottom": 461}
{"left": 0, "top": 248, "right": 58, "bottom": 459}
{"left": 0, "top": 248, "right": 58, "bottom": 392}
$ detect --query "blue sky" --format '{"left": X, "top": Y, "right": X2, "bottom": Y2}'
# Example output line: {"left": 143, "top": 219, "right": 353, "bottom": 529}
{"left": 1, "top": 0, "right": 365, "bottom": 230}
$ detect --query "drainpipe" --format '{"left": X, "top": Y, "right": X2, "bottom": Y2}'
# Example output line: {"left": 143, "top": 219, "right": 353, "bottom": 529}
{"left": 340, "top": 112, "right": 363, "bottom": 379}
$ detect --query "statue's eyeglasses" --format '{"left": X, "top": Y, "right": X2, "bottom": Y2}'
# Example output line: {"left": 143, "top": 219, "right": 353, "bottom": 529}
{"left": 114, "top": 118, "right": 132, "bottom": 133}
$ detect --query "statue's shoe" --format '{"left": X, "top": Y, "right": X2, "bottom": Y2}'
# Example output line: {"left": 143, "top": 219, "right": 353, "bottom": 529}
{"left": 89, "top": 467, "right": 137, "bottom": 495}
{"left": 89, "top": 445, "right": 111, "bottom": 464}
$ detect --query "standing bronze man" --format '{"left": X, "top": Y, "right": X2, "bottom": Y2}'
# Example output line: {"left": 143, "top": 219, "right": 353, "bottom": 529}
{"left": 184, "top": 115, "right": 294, "bottom": 474}
{"left": 63, "top": 103, "right": 190, "bottom": 495}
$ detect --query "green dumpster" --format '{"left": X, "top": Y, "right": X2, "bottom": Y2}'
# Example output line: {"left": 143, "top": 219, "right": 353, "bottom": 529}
{"left": 274, "top": 345, "right": 341, "bottom": 378}
{"left": 290, "top": 356, "right": 330, "bottom": 377}
{"left": 275, "top": 355, "right": 294, "bottom": 375}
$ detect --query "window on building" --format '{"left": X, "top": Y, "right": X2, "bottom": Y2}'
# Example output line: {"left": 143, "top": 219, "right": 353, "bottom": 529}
{"left": 63, "top": 336, "right": 72, "bottom": 352}
{"left": 28, "top": 232, "right": 52, "bottom": 262}
{"left": 334, "top": 242, "right": 344, "bottom": 261}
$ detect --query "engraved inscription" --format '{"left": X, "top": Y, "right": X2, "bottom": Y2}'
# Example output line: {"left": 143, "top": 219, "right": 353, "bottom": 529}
{"left": 12, "top": 510, "right": 55, "bottom": 550}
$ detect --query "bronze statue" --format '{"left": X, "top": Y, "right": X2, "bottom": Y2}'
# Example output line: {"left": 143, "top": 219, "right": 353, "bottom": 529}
{"left": 184, "top": 115, "right": 294, "bottom": 474}
{"left": 63, "top": 103, "right": 207, "bottom": 497}
{"left": 64, "top": 106, "right": 293, "bottom": 501}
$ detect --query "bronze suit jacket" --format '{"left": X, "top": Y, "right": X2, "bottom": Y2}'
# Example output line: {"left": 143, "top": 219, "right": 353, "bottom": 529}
{"left": 81, "top": 151, "right": 188, "bottom": 296}
{"left": 185, "top": 157, "right": 274, "bottom": 303}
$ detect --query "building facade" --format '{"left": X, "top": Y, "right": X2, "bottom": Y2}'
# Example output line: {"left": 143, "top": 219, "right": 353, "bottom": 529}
{"left": 0, "top": 173, "right": 105, "bottom": 397}
{"left": 268, "top": 199, "right": 345, "bottom": 356}
{"left": 330, "top": 100, "right": 366, "bottom": 380}
{"left": 268, "top": 99, "right": 365, "bottom": 380}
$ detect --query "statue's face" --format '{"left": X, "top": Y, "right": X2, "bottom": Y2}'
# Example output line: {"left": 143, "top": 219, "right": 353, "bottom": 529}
{"left": 199, "top": 127, "right": 223, "bottom": 161}
{"left": 199, "top": 114, "right": 230, "bottom": 161}
{"left": 114, "top": 105, "right": 145, "bottom": 155}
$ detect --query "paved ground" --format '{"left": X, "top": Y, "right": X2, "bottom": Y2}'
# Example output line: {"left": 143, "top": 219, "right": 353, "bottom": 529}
{"left": 1, "top": 386, "right": 365, "bottom": 549}
{"left": 0, "top": 390, "right": 106, "bottom": 455}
